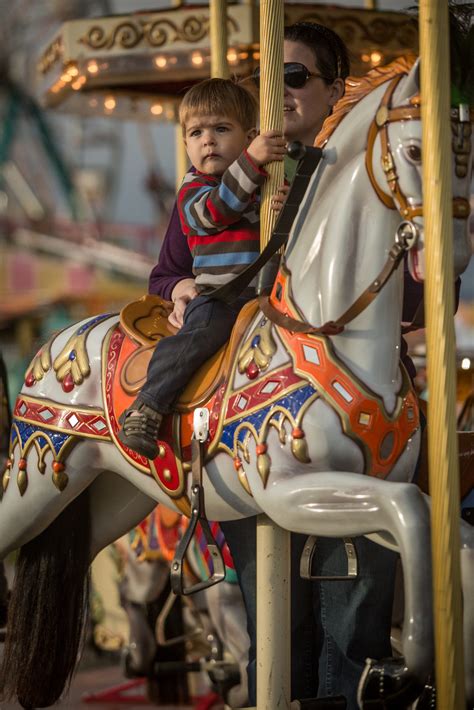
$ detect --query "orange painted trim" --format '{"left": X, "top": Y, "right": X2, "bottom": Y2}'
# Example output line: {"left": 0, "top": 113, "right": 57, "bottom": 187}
{"left": 270, "top": 268, "right": 420, "bottom": 479}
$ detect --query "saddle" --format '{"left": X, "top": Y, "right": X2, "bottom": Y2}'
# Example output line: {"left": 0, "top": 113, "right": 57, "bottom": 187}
{"left": 119, "top": 294, "right": 259, "bottom": 412}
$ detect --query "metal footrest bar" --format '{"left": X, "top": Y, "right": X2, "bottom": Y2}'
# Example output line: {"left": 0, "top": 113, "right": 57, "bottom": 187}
{"left": 300, "top": 536, "right": 358, "bottom": 580}
{"left": 170, "top": 411, "right": 226, "bottom": 596}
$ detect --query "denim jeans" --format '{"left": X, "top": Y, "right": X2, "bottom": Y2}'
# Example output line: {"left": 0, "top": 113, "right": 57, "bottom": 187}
{"left": 138, "top": 294, "right": 251, "bottom": 414}
{"left": 221, "top": 518, "right": 397, "bottom": 709}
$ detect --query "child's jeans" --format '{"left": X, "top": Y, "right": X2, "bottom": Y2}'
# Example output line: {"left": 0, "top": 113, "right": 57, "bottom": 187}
{"left": 137, "top": 293, "right": 253, "bottom": 414}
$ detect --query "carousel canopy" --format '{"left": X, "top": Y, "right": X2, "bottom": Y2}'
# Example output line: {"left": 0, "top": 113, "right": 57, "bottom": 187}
{"left": 36, "top": 3, "right": 419, "bottom": 122}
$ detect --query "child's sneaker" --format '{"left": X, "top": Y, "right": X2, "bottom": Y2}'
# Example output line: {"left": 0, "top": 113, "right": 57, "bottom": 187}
{"left": 118, "top": 399, "right": 162, "bottom": 459}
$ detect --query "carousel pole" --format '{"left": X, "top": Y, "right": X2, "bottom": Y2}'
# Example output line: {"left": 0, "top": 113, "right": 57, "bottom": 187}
{"left": 210, "top": 0, "right": 230, "bottom": 79}
{"left": 418, "top": 2, "right": 466, "bottom": 708}
{"left": 175, "top": 126, "right": 188, "bottom": 192}
{"left": 256, "top": 1, "right": 290, "bottom": 710}
{"left": 173, "top": 0, "right": 188, "bottom": 191}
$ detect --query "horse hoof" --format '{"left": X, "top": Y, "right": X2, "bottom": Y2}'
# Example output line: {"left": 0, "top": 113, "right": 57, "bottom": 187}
{"left": 357, "top": 656, "right": 425, "bottom": 709}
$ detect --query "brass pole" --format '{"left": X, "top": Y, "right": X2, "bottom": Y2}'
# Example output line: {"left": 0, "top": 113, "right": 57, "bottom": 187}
{"left": 258, "top": 0, "right": 285, "bottom": 249}
{"left": 173, "top": 0, "right": 188, "bottom": 190}
{"left": 419, "top": 2, "right": 465, "bottom": 708}
{"left": 210, "top": 0, "right": 230, "bottom": 79}
{"left": 175, "top": 124, "right": 188, "bottom": 192}
{"left": 256, "top": 4, "right": 290, "bottom": 710}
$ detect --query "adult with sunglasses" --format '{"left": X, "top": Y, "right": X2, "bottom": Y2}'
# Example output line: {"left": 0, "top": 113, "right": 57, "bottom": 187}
{"left": 149, "top": 22, "right": 423, "bottom": 708}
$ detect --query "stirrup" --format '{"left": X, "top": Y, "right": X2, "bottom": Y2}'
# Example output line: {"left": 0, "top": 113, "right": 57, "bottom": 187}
{"left": 300, "top": 536, "right": 358, "bottom": 580}
{"left": 155, "top": 590, "right": 205, "bottom": 646}
{"left": 170, "top": 408, "right": 226, "bottom": 596}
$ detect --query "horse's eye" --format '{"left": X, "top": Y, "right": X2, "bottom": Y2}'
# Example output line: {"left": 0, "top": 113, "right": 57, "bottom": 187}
{"left": 406, "top": 144, "right": 421, "bottom": 162}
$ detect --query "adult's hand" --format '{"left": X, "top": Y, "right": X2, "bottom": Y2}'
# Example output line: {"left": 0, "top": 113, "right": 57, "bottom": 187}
{"left": 169, "top": 278, "right": 198, "bottom": 328}
{"left": 270, "top": 183, "right": 290, "bottom": 213}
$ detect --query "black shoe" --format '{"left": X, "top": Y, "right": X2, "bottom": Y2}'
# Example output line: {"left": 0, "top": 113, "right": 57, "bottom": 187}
{"left": 118, "top": 400, "right": 162, "bottom": 459}
{"left": 358, "top": 657, "right": 425, "bottom": 709}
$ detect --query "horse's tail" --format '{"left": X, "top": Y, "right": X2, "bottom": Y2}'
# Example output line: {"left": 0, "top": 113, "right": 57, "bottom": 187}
{"left": 0, "top": 490, "right": 91, "bottom": 708}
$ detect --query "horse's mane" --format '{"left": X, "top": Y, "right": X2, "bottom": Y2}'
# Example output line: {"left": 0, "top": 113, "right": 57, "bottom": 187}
{"left": 315, "top": 54, "right": 418, "bottom": 148}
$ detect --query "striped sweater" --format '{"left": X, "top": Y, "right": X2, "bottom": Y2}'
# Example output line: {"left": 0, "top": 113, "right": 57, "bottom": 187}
{"left": 177, "top": 150, "right": 267, "bottom": 290}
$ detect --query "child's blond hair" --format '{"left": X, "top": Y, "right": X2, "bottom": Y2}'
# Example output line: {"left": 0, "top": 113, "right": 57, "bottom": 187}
{"left": 179, "top": 78, "right": 258, "bottom": 135}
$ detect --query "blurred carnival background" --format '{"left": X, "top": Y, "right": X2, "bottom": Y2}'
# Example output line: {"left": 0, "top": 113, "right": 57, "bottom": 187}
{"left": 0, "top": 1, "right": 472, "bottom": 708}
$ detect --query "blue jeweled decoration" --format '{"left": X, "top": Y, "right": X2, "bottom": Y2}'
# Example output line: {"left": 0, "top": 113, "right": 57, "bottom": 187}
{"left": 76, "top": 313, "right": 112, "bottom": 336}
{"left": 15, "top": 419, "right": 71, "bottom": 455}
{"left": 221, "top": 383, "right": 316, "bottom": 450}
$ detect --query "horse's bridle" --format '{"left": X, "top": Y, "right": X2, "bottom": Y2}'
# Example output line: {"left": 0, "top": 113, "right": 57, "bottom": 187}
{"left": 260, "top": 75, "right": 472, "bottom": 336}
{"left": 366, "top": 74, "right": 472, "bottom": 222}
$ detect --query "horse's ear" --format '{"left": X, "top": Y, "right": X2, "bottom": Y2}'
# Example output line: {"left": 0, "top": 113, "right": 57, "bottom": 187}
{"left": 394, "top": 59, "right": 420, "bottom": 105}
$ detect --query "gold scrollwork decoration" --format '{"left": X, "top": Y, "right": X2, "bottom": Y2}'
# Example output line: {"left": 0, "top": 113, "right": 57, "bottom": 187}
{"left": 287, "top": 10, "right": 417, "bottom": 51}
{"left": 113, "top": 22, "right": 143, "bottom": 49}
{"left": 144, "top": 19, "right": 187, "bottom": 47}
{"left": 82, "top": 25, "right": 109, "bottom": 49}
{"left": 81, "top": 21, "right": 143, "bottom": 50}
{"left": 145, "top": 19, "right": 181, "bottom": 47}
{"left": 29, "top": 334, "right": 54, "bottom": 382}
{"left": 38, "top": 37, "right": 63, "bottom": 75}
{"left": 79, "top": 13, "right": 239, "bottom": 51}
{"left": 238, "top": 319, "right": 277, "bottom": 374}
{"left": 181, "top": 16, "right": 209, "bottom": 42}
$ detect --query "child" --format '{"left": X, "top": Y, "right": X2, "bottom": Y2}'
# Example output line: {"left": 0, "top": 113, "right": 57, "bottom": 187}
{"left": 119, "top": 78, "right": 286, "bottom": 458}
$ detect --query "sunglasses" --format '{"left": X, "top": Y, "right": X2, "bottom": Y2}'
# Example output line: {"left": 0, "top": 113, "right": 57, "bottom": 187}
{"left": 253, "top": 62, "right": 329, "bottom": 89}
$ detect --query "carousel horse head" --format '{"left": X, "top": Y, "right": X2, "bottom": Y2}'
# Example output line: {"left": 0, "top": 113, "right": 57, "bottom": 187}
{"left": 361, "top": 57, "right": 472, "bottom": 282}
{"left": 287, "top": 54, "right": 472, "bottom": 323}
{"left": 0, "top": 48, "right": 473, "bottom": 709}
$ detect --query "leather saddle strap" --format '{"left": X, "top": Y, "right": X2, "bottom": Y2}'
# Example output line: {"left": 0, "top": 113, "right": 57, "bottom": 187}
{"left": 259, "top": 239, "right": 407, "bottom": 335}
{"left": 210, "top": 146, "right": 323, "bottom": 304}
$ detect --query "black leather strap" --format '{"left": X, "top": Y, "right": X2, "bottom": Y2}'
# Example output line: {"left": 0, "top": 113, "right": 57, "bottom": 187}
{"left": 209, "top": 145, "right": 323, "bottom": 304}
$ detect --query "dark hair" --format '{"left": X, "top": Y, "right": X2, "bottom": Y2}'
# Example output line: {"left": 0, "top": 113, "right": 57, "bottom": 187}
{"left": 284, "top": 22, "right": 350, "bottom": 84}
{"left": 179, "top": 78, "right": 258, "bottom": 134}
{"left": 447, "top": 3, "right": 474, "bottom": 104}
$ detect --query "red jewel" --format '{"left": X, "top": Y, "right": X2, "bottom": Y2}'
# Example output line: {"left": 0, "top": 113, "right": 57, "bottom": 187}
{"left": 25, "top": 371, "right": 35, "bottom": 387}
{"left": 233, "top": 457, "right": 242, "bottom": 471}
{"left": 256, "top": 443, "right": 267, "bottom": 456}
{"left": 292, "top": 427, "right": 305, "bottom": 439}
{"left": 53, "top": 461, "right": 65, "bottom": 473}
{"left": 246, "top": 362, "right": 259, "bottom": 379}
{"left": 18, "top": 458, "right": 27, "bottom": 470}
{"left": 62, "top": 373, "right": 75, "bottom": 392}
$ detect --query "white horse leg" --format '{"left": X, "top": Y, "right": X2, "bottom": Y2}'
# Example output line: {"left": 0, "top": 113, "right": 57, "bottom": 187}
{"left": 0, "top": 442, "right": 100, "bottom": 559}
{"left": 251, "top": 472, "right": 433, "bottom": 682}
{"left": 88, "top": 471, "right": 157, "bottom": 559}
{"left": 421, "top": 493, "right": 474, "bottom": 704}
{"left": 460, "top": 539, "right": 474, "bottom": 703}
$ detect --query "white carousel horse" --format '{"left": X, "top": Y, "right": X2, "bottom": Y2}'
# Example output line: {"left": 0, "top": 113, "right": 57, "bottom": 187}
{"left": 0, "top": 57, "right": 473, "bottom": 708}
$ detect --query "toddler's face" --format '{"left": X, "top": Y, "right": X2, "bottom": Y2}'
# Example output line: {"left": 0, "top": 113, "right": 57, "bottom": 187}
{"left": 184, "top": 114, "right": 255, "bottom": 175}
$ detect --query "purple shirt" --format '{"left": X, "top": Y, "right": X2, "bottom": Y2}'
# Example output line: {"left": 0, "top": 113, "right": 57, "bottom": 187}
{"left": 148, "top": 202, "right": 193, "bottom": 302}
